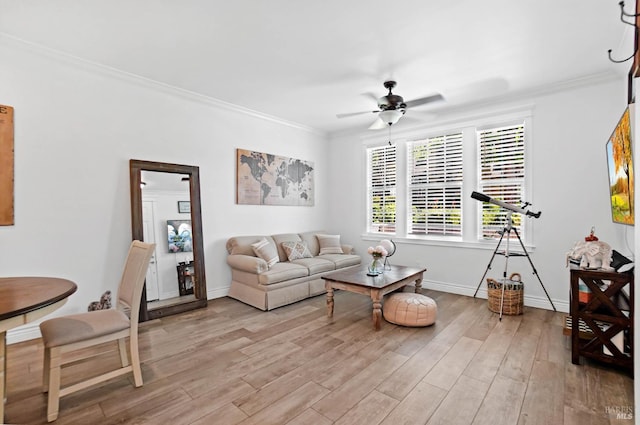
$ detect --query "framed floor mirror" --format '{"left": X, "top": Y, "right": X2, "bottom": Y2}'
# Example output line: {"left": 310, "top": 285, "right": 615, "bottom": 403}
{"left": 129, "top": 159, "right": 207, "bottom": 321}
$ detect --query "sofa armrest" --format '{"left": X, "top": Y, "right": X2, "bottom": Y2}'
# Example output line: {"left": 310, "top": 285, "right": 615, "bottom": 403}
{"left": 227, "top": 254, "right": 268, "bottom": 274}
{"left": 341, "top": 244, "right": 354, "bottom": 254}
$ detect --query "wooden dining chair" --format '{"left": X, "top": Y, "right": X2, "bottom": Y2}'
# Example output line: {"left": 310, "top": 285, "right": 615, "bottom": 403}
{"left": 39, "top": 240, "right": 155, "bottom": 422}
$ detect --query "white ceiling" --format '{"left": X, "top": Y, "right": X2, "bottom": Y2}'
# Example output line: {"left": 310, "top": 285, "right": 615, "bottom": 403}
{"left": 0, "top": 0, "right": 634, "bottom": 134}
{"left": 141, "top": 171, "right": 190, "bottom": 193}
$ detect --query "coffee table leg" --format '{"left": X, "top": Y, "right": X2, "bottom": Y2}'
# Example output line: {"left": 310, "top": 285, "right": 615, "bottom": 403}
{"left": 415, "top": 277, "right": 423, "bottom": 294}
{"left": 371, "top": 290, "right": 382, "bottom": 330}
{"left": 326, "top": 287, "right": 334, "bottom": 319}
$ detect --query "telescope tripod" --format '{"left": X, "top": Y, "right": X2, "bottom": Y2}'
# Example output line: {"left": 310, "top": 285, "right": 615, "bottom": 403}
{"left": 473, "top": 212, "right": 556, "bottom": 320}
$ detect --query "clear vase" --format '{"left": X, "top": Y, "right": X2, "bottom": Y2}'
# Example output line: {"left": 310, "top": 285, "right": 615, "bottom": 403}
{"left": 368, "top": 257, "right": 383, "bottom": 275}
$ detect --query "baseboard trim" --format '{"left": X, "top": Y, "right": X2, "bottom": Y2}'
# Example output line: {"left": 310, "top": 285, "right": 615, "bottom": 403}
{"left": 7, "top": 288, "right": 233, "bottom": 345}
{"left": 207, "top": 286, "right": 230, "bottom": 300}
{"left": 7, "top": 325, "right": 41, "bottom": 345}
{"left": 424, "top": 279, "right": 568, "bottom": 313}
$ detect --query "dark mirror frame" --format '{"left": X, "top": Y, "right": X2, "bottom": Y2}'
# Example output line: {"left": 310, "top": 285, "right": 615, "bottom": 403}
{"left": 129, "top": 159, "right": 207, "bottom": 321}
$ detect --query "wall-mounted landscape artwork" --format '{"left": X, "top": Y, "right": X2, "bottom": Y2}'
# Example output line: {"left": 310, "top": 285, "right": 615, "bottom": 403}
{"left": 606, "top": 106, "right": 634, "bottom": 225}
{"left": 236, "top": 148, "right": 314, "bottom": 206}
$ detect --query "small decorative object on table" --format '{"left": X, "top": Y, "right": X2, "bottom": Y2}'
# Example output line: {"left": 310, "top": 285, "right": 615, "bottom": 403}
{"left": 585, "top": 226, "right": 598, "bottom": 242}
{"left": 565, "top": 227, "right": 613, "bottom": 270}
{"left": 379, "top": 239, "right": 396, "bottom": 270}
{"left": 367, "top": 245, "right": 388, "bottom": 276}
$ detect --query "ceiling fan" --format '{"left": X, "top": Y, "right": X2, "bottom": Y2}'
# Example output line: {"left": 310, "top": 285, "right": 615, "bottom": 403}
{"left": 336, "top": 80, "right": 443, "bottom": 130}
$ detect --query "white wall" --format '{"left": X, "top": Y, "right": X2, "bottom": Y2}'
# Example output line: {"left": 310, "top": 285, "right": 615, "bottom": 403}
{"left": 328, "top": 76, "right": 632, "bottom": 312}
{"left": 0, "top": 36, "right": 331, "bottom": 342}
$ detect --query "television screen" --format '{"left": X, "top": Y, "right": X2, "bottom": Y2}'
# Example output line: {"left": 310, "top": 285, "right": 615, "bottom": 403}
{"left": 606, "top": 107, "right": 634, "bottom": 225}
{"left": 167, "top": 219, "right": 193, "bottom": 252}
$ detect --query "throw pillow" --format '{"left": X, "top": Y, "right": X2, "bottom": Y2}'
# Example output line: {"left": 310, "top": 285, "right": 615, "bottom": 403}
{"left": 282, "top": 241, "right": 313, "bottom": 261}
{"left": 316, "top": 234, "right": 343, "bottom": 255}
{"left": 251, "top": 238, "right": 279, "bottom": 268}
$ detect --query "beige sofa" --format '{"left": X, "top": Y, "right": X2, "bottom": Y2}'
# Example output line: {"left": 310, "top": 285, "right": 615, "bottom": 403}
{"left": 226, "top": 231, "right": 361, "bottom": 310}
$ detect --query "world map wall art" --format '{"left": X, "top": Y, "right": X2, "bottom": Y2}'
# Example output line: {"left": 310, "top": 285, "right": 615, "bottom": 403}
{"left": 236, "top": 148, "right": 314, "bottom": 206}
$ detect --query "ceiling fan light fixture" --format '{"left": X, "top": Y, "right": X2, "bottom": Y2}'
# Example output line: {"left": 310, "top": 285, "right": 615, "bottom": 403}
{"left": 378, "top": 109, "right": 404, "bottom": 126}
{"left": 338, "top": 80, "right": 442, "bottom": 129}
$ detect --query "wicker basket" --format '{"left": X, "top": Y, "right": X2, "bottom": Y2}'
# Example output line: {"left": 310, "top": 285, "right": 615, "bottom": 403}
{"left": 487, "top": 273, "right": 524, "bottom": 315}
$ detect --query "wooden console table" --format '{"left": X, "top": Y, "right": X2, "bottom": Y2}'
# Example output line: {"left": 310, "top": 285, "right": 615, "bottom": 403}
{"left": 569, "top": 268, "right": 633, "bottom": 373}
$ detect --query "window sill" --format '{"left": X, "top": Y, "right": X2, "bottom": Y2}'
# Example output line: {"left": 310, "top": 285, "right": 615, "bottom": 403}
{"left": 361, "top": 233, "right": 536, "bottom": 252}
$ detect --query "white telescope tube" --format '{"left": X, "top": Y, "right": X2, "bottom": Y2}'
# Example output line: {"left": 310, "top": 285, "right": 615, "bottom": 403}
{"left": 471, "top": 191, "right": 541, "bottom": 218}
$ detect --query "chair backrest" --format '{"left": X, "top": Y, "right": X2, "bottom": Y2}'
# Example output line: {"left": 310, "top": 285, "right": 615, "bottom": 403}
{"left": 116, "top": 240, "right": 155, "bottom": 323}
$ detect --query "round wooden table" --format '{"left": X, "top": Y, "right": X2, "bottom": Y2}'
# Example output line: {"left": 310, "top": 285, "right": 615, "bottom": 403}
{"left": 0, "top": 277, "right": 77, "bottom": 423}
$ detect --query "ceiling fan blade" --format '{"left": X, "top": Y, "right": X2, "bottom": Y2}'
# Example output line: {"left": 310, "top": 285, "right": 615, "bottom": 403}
{"left": 362, "top": 92, "right": 380, "bottom": 102}
{"left": 336, "top": 110, "right": 379, "bottom": 119}
{"left": 368, "top": 118, "right": 388, "bottom": 130}
{"left": 404, "top": 93, "right": 444, "bottom": 108}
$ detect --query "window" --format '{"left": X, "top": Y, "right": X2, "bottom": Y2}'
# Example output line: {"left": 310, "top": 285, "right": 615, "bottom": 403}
{"left": 477, "top": 123, "right": 526, "bottom": 240}
{"left": 367, "top": 144, "right": 396, "bottom": 233}
{"left": 407, "top": 133, "right": 463, "bottom": 237}
{"left": 365, "top": 111, "right": 531, "bottom": 245}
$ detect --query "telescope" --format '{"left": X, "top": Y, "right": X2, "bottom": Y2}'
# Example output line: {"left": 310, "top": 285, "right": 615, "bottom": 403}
{"left": 471, "top": 191, "right": 541, "bottom": 219}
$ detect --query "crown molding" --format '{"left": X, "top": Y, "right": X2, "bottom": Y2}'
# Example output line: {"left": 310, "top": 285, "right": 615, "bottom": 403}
{"left": 0, "top": 32, "right": 325, "bottom": 136}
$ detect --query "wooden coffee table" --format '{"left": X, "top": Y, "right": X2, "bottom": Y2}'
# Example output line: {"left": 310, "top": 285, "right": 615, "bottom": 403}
{"left": 322, "top": 265, "right": 426, "bottom": 330}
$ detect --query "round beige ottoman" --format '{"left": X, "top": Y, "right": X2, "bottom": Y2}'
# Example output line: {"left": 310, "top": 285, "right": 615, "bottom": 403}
{"left": 383, "top": 293, "right": 437, "bottom": 327}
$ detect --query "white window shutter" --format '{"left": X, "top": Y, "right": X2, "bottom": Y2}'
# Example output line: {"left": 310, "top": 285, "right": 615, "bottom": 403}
{"left": 477, "top": 123, "right": 526, "bottom": 239}
{"left": 367, "top": 144, "right": 396, "bottom": 233}
{"left": 408, "top": 133, "right": 463, "bottom": 236}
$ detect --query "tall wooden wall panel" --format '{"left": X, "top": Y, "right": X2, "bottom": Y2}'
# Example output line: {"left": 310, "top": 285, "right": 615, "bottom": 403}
{"left": 0, "top": 104, "right": 14, "bottom": 226}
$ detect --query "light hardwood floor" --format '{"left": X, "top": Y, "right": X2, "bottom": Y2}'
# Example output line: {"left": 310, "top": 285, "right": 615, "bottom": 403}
{"left": 5, "top": 289, "right": 634, "bottom": 425}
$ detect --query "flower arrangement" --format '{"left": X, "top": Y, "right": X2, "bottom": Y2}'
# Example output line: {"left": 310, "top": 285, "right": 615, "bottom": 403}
{"left": 367, "top": 245, "right": 388, "bottom": 259}
{"left": 367, "top": 245, "right": 388, "bottom": 275}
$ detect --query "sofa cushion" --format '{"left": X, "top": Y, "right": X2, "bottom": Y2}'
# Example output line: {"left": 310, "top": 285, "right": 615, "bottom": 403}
{"left": 317, "top": 234, "right": 344, "bottom": 255}
{"left": 252, "top": 238, "right": 279, "bottom": 268}
{"left": 281, "top": 241, "right": 313, "bottom": 261}
{"left": 291, "top": 257, "right": 335, "bottom": 274}
{"left": 299, "top": 231, "right": 323, "bottom": 256}
{"left": 272, "top": 233, "right": 303, "bottom": 262}
{"left": 258, "top": 262, "right": 308, "bottom": 285}
{"left": 318, "top": 253, "right": 362, "bottom": 269}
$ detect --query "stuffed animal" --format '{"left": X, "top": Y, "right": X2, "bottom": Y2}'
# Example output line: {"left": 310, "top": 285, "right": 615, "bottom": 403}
{"left": 88, "top": 290, "right": 112, "bottom": 311}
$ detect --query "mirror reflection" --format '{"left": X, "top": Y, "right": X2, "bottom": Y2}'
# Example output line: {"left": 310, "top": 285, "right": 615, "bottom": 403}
{"left": 129, "top": 159, "right": 207, "bottom": 321}
{"left": 141, "top": 171, "right": 196, "bottom": 309}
